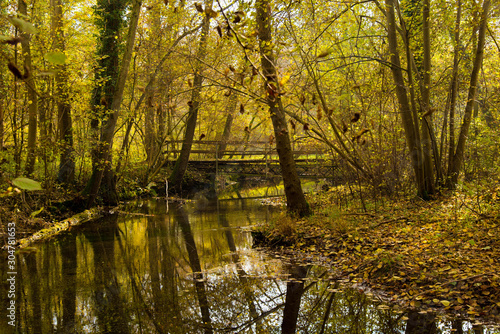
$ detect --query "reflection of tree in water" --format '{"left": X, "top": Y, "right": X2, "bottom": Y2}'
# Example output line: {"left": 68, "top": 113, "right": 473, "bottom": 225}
{"left": 60, "top": 232, "right": 78, "bottom": 333}
{"left": 281, "top": 264, "right": 308, "bottom": 334}
{"left": 405, "top": 311, "right": 437, "bottom": 334}
{"left": 5, "top": 199, "right": 498, "bottom": 333}
{"left": 112, "top": 200, "right": 189, "bottom": 334}
{"left": 24, "top": 252, "right": 42, "bottom": 333}
{"left": 219, "top": 206, "right": 260, "bottom": 328}
{"left": 84, "top": 215, "right": 131, "bottom": 333}
{"left": 175, "top": 204, "right": 213, "bottom": 334}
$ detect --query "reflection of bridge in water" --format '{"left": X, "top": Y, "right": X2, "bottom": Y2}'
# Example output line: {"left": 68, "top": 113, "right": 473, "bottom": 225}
{"left": 163, "top": 140, "right": 337, "bottom": 179}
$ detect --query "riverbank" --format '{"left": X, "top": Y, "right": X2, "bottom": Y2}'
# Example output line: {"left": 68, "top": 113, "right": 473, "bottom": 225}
{"left": 0, "top": 167, "right": 211, "bottom": 247}
{"left": 256, "top": 185, "right": 500, "bottom": 326}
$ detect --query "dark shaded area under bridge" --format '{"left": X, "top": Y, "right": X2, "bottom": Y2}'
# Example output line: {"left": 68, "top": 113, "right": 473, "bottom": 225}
{"left": 163, "top": 140, "right": 337, "bottom": 179}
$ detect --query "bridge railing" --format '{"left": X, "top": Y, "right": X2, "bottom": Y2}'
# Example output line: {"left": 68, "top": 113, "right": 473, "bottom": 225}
{"left": 163, "top": 140, "right": 336, "bottom": 179}
{"left": 163, "top": 140, "right": 328, "bottom": 161}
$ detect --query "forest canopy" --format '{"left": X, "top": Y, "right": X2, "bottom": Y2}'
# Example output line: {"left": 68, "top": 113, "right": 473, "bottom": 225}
{"left": 0, "top": 0, "right": 499, "bottom": 206}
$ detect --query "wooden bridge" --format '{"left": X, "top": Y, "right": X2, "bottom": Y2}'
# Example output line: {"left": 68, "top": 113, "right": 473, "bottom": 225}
{"left": 163, "top": 140, "right": 336, "bottom": 179}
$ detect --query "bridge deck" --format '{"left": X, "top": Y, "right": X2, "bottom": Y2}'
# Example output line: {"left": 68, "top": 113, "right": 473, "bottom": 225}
{"left": 162, "top": 141, "right": 335, "bottom": 179}
{"left": 165, "top": 158, "right": 336, "bottom": 179}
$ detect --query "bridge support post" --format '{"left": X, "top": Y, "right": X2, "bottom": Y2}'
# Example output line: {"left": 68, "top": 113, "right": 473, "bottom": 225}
{"left": 215, "top": 142, "right": 219, "bottom": 194}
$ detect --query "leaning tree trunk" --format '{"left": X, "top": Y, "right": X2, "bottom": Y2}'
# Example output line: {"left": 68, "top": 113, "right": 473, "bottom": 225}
{"left": 385, "top": 0, "right": 426, "bottom": 198}
{"left": 169, "top": 0, "right": 213, "bottom": 193}
{"left": 19, "top": 0, "right": 37, "bottom": 176}
{"left": 447, "top": 0, "right": 490, "bottom": 188}
{"left": 256, "top": 0, "right": 310, "bottom": 216}
{"left": 86, "top": 0, "right": 142, "bottom": 207}
{"left": 51, "top": 0, "right": 75, "bottom": 185}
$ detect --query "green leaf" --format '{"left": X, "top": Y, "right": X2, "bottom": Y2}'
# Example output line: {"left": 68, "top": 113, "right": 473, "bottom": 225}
{"left": 12, "top": 177, "right": 42, "bottom": 191}
{"left": 8, "top": 17, "right": 37, "bottom": 34}
{"left": 45, "top": 51, "right": 67, "bottom": 65}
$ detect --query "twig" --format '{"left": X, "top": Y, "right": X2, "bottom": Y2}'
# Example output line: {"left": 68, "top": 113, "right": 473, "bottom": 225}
{"left": 342, "top": 212, "right": 378, "bottom": 218}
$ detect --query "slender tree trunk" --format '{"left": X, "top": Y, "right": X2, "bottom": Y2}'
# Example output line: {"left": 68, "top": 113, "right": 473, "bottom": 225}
{"left": 421, "top": 0, "right": 435, "bottom": 194}
{"left": 0, "top": 38, "right": 4, "bottom": 150}
{"left": 0, "top": 89, "right": 3, "bottom": 150}
{"left": 446, "top": 0, "right": 462, "bottom": 185}
{"left": 115, "top": 117, "right": 134, "bottom": 176}
{"left": 216, "top": 92, "right": 237, "bottom": 159}
{"left": 86, "top": 0, "right": 142, "bottom": 207}
{"left": 145, "top": 84, "right": 158, "bottom": 165}
{"left": 385, "top": 0, "right": 427, "bottom": 197}
{"left": 144, "top": 6, "right": 162, "bottom": 168}
{"left": 256, "top": 0, "right": 310, "bottom": 216}
{"left": 169, "top": 0, "right": 213, "bottom": 193}
{"left": 51, "top": 0, "right": 75, "bottom": 184}
{"left": 448, "top": 0, "right": 490, "bottom": 187}
{"left": 19, "top": 0, "right": 37, "bottom": 176}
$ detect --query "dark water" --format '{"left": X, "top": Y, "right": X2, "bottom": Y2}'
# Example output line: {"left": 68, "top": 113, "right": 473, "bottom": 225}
{"left": 1, "top": 198, "right": 498, "bottom": 333}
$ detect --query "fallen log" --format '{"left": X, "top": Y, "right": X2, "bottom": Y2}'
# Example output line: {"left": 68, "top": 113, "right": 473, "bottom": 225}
{"left": 3, "top": 207, "right": 109, "bottom": 250}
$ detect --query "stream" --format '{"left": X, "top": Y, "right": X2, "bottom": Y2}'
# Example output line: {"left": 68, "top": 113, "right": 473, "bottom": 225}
{"left": 1, "top": 196, "right": 498, "bottom": 333}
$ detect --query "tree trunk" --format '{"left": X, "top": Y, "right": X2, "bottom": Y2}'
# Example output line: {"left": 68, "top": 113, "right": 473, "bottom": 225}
{"left": 446, "top": 0, "right": 462, "bottom": 185}
{"left": 145, "top": 84, "right": 158, "bottom": 166}
{"left": 19, "top": 0, "right": 37, "bottom": 176}
{"left": 86, "top": 0, "right": 142, "bottom": 207}
{"left": 420, "top": 0, "right": 435, "bottom": 194}
{"left": 256, "top": 0, "right": 310, "bottom": 216}
{"left": 447, "top": 0, "right": 490, "bottom": 188}
{"left": 169, "top": 0, "right": 213, "bottom": 193}
{"left": 144, "top": 6, "right": 162, "bottom": 168}
{"left": 0, "top": 84, "right": 3, "bottom": 150}
{"left": 385, "top": 0, "right": 427, "bottom": 197}
{"left": 51, "top": 0, "right": 75, "bottom": 185}
{"left": 216, "top": 92, "right": 237, "bottom": 159}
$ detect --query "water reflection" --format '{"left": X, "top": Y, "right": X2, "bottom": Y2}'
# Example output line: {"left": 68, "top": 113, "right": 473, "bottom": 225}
{"left": 1, "top": 198, "right": 498, "bottom": 333}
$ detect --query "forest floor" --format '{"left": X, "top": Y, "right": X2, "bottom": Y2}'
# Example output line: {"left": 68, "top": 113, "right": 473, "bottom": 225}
{"left": 256, "top": 183, "right": 500, "bottom": 326}
{"left": 0, "top": 185, "right": 79, "bottom": 246}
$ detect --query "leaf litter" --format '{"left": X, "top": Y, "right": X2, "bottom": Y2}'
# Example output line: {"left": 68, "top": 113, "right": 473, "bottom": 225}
{"left": 256, "top": 189, "right": 500, "bottom": 327}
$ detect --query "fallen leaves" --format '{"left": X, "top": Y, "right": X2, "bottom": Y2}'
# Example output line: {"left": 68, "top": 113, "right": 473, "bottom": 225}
{"left": 259, "top": 193, "right": 500, "bottom": 324}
